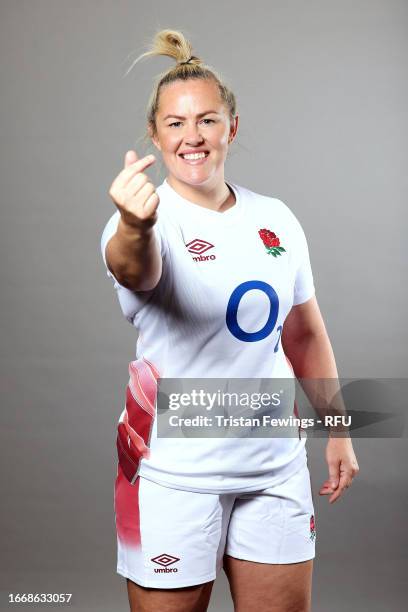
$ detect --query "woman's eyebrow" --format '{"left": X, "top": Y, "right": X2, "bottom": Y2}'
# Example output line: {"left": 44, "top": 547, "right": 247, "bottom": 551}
{"left": 163, "top": 110, "right": 220, "bottom": 120}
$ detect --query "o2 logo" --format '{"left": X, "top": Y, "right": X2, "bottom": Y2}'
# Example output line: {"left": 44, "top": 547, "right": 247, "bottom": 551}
{"left": 226, "top": 280, "right": 283, "bottom": 351}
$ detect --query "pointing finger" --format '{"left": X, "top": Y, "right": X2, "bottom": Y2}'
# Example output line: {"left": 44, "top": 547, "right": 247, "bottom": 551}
{"left": 110, "top": 154, "right": 156, "bottom": 194}
{"left": 122, "top": 154, "right": 156, "bottom": 187}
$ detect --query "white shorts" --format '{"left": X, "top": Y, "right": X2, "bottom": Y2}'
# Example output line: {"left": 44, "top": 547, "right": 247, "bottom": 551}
{"left": 114, "top": 461, "right": 316, "bottom": 589}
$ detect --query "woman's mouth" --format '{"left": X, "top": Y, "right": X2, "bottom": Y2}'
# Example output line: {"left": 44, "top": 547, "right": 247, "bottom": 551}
{"left": 178, "top": 151, "right": 210, "bottom": 165}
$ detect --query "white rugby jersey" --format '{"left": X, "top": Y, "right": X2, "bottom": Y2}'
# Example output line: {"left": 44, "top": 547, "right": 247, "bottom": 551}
{"left": 101, "top": 178, "right": 316, "bottom": 493}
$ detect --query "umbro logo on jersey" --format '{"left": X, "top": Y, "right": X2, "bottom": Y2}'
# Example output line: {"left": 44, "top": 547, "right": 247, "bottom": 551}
{"left": 185, "top": 238, "right": 216, "bottom": 261}
{"left": 151, "top": 553, "right": 180, "bottom": 573}
{"left": 186, "top": 238, "right": 214, "bottom": 255}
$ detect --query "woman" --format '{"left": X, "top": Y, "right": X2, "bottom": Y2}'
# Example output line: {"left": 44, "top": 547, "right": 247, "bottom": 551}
{"left": 101, "top": 29, "right": 359, "bottom": 612}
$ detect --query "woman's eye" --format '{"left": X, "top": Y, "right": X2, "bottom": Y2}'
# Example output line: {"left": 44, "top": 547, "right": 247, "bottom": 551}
{"left": 168, "top": 119, "right": 215, "bottom": 128}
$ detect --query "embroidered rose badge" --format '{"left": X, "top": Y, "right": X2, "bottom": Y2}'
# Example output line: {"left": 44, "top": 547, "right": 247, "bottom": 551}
{"left": 258, "top": 228, "right": 286, "bottom": 257}
{"left": 310, "top": 514, "right": 316, "bottom": 541}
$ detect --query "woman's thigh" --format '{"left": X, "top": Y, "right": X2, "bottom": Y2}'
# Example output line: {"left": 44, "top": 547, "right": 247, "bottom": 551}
{"left": 223, "top": 556, "right": 313, "bottom": 612}
{"left": 225, "top": 463, "right": 316, "bottom": 565}
{"left": 126, "top": 578, "right": 215, "bottom": 612}
{"left": 222, "top": 463, "right": 316, "bottom": 611}
{"left": 115, "top": 472, "right": 234, "bottom": 594}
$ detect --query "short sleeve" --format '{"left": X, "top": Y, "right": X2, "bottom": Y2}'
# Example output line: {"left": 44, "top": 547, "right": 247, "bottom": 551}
{"left": 291, "top": 215, "right": 315, "bottom": 306}
{"left": 100, "top": 211, "right": 167, "bottom": 324}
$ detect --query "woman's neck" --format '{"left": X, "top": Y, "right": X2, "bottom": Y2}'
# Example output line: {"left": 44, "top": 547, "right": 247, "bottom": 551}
{"left": 166, "top": 175, "right": 235, "bottom": 212}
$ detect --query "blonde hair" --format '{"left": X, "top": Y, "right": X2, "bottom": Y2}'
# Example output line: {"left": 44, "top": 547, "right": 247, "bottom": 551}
{"left": 125, "top": 29, "right": 237, "bottom": 142}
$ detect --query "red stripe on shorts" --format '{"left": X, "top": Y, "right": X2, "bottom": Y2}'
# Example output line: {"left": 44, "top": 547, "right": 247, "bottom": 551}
{"left": 114, "top": 463, "right": 141, "bottom": 548}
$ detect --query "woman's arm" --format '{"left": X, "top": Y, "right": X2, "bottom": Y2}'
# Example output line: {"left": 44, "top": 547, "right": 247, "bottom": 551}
{"left": 105, "top": 219, "right": 162, "bottom": 292}
{"left": 282, "top": 296, "right": 360, "bottom": 503}
{"left": 281, "top": 296, "right": 337, "bottom": 379}
{"left": 105, "top": 150, "right": 162, "bottom": 292}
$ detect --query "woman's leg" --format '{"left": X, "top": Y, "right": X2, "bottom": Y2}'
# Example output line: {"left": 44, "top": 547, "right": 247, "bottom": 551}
{"left": 114, "top": 471, "right": 235, "bottom": 610}
{"left": 126, "top": 578, "right": 215, "bottom": 612}
{"left": 223, "top": 462, "right": 316, "bottom": 611}
{"left": 223, "top": 556, "right": 313, "bottom": 612}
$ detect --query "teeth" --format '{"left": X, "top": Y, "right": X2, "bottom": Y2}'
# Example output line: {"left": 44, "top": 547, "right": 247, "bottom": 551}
{"left": 181, "top": 152, "right": 207, "bottom": 160}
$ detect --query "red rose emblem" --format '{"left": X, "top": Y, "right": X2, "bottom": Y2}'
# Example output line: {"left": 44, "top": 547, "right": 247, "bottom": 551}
{"left": 258, "top": 228, "right": 286, "bottom": 257}
{"left": 310, "top": 514, "right": 316, "bottom": 541}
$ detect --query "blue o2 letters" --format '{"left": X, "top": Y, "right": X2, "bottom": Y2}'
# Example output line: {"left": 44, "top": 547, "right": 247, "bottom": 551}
{"left": 226, "top": 281, "right": 279, "bottom": 343}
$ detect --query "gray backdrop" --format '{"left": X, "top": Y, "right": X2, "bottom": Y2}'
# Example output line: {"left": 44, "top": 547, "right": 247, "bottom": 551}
{"left": 1, "top": 0, "right": 407, "bottom": 610}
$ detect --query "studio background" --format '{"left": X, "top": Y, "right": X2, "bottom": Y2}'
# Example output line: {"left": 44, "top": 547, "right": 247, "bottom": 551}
{"left": 1, "top": 1, "right": 407, "bottom": 610}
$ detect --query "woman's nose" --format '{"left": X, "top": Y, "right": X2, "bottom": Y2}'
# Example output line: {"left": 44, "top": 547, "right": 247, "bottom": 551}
{"left": 184, "top": 123, "right": 204, "bottom": 144}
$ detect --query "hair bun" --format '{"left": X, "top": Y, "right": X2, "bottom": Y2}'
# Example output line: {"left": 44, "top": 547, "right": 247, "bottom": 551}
{"left": 178, "top": 55, "right": 196, "bottom": 65}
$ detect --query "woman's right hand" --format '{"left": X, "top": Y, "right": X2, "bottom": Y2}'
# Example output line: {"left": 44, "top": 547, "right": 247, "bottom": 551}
{"left": 108, "top": 150, "right": 160, "bottom": 232}
{"left": 104, "top": 150, "right": 163, "bottom": 291}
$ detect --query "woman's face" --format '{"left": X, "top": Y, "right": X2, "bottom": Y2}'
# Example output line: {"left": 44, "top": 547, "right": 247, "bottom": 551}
{"left": 150, "top": 78, "right": 238, "bottom": 188}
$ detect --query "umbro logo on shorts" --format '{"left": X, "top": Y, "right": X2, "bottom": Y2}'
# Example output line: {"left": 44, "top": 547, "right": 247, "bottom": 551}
{"left": 151, "top": 553, "right": 180, "bottom": 573}
{"left": 185, "top": 238, "right": 216, "bottom": 262}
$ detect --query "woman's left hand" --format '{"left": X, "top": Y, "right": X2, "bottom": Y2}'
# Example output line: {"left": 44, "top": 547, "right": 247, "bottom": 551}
{"left": 319, "top": 436, "right": 360, "bottom": 504}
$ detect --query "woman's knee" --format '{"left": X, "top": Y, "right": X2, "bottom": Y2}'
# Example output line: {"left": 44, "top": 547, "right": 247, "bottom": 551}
{"left": 126, "top": 577, "right": 214, "bottom": 612}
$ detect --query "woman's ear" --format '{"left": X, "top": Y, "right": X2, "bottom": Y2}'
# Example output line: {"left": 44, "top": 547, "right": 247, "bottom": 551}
{"left": 148, "top": 125, "right": 161, "bottom": 151}
{"left": 229, "top": 114, "right": 239, "bottom": 144}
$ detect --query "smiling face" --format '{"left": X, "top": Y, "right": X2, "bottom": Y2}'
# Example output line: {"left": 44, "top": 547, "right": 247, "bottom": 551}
{"left": 150, "top": 78, "right": 238, "bottom": 191}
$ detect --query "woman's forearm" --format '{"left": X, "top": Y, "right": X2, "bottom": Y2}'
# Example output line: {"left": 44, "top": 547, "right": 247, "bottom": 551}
{"left": 284, "top": 330, "right": 348, "bottom": 426}
{"left": 105, "top": 217, "right": 162, "bottom": 291}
